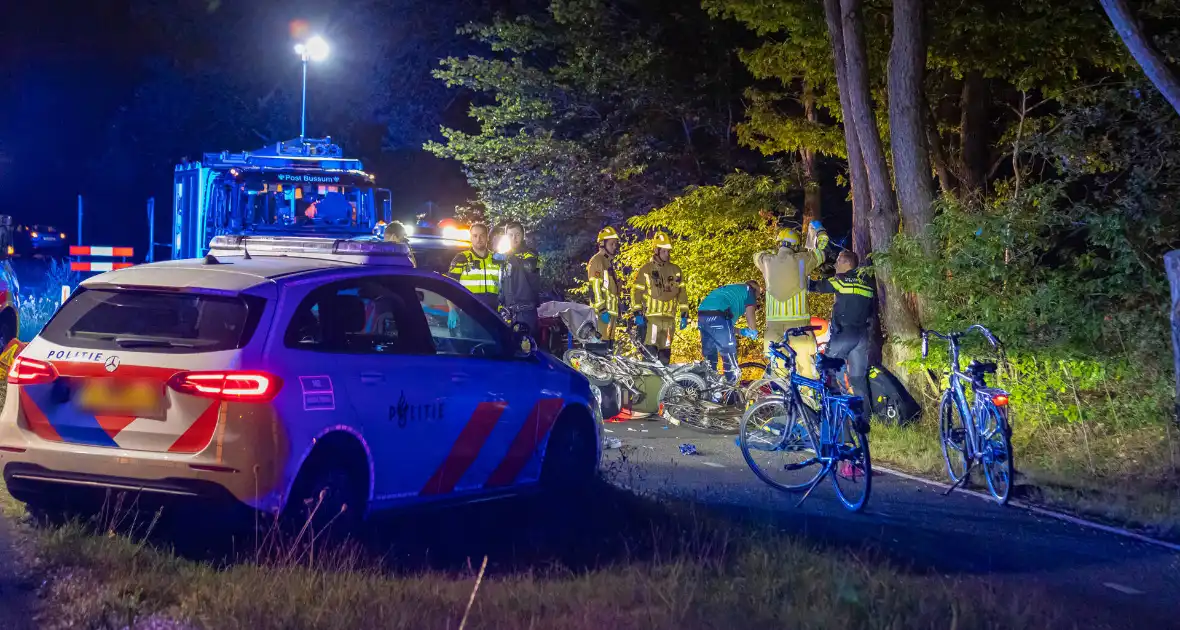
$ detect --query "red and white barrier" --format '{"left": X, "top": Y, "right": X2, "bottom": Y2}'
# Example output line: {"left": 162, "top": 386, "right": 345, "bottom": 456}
{"left": 69, "top": 246, "right": 134, "bottom": 257}
{"left": 69, "top": 245, "right": 135, "bottom": 274}
{"left": 69, "top": 261, "right": 133, "bottom": 272}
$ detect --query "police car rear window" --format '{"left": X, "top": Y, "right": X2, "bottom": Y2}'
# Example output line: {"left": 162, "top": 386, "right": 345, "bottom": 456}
{"left": 40, "top": 288, "right": 264, "bottom": 354}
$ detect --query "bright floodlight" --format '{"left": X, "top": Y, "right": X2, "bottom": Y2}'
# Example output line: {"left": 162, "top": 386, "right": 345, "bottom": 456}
{"left": 295, "top": 36, "right": 329, "bottom": 62}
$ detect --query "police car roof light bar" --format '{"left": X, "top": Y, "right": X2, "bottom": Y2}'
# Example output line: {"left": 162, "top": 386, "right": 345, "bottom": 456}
{"left": 208, "top": 234, "right": 413, "bottom": 266}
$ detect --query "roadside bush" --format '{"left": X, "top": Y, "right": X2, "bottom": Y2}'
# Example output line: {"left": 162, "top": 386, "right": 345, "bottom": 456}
{"left": 876, "top": 83, "right": 1180, "bottom": 530}
{"left": 17, "top": 259, "right": 79, "bottom": 342}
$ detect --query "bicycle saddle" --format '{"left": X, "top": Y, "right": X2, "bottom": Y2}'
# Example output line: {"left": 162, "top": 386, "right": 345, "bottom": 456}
{"left": 816, "top": 355, "right": 846, "bottom": 371}
{"left": 968, "top": 361, "right": 997, "bottom": 374}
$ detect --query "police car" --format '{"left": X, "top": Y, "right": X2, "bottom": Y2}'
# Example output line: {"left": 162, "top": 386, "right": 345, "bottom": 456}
{"left": 0, "top": 234, "right": 600, "bottom": 530}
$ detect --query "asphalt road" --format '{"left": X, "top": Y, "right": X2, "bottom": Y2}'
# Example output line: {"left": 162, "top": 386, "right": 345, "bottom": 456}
{"left": 602, "top": 418, "right": 1180, "bottom": 629}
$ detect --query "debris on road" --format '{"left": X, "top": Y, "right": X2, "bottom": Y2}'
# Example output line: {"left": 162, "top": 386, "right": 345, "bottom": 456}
{"left": 679, "top": 443, "right": 699, "bottom": 455}
{"left": 603, "top": 437, "right": 623, "bottom": 449}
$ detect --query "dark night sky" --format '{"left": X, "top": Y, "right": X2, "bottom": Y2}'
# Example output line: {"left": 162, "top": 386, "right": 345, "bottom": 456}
{"left": 0, "top": 0, "right": 492, "bottom": 253}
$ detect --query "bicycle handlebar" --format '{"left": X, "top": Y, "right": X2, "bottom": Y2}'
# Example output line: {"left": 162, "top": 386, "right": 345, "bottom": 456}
{"left": 921, "top": 324, "right": 1003, "bottom": 358}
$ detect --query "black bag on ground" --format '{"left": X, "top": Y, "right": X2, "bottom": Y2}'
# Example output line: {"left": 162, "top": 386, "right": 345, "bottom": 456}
{"left": 867, "top": 364, "right": 921, "bottom": 425}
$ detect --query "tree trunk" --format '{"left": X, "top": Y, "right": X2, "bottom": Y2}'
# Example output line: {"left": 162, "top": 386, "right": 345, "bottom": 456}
{"left": 888, "top": 0, "right": 935, "bottom": 249}
{"left": 958, "top": 71, "right": 989, "bottom": 197}
{"left": 926, "top": 102, "right": 955, "bottom": 196}
{"left": 840, "top": 0, "right": 919, "bottom": 351}
{"left": 823, "top": 0, "right": 871, "bottom": 258}
{"left": 1100, "top": 0, "right": 1180, "bottom": 117}
{"left": 847, "top": 119, "right": 872, "bottom": 258}
{"left": 1165, "top": 251, "right": 1180, "bottom": 426}
{"left": 801, "top": 83, "right": 822, "bottom": 225}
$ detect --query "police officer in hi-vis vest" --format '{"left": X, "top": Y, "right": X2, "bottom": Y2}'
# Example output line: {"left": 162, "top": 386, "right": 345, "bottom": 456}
{"left": 446, "top": 222, "right": 500, "bottom": 310}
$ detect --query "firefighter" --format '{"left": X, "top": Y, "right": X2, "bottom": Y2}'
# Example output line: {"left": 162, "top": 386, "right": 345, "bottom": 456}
{"left": 631, "top": 231, "right": 688, "bottom": 365}
{"left": 496, "top": 221, "right": 542, "bottom": 335}
{"left": 446, "top": 222, "right": 500, "bottom": 311}
{"left": 697, "top": 280, "right": 762, "bottom": 383}
{"left": 383, "top": 221, "right": 417, "bottom": 267}
{"left": 754, "top": 221, "right": 828, "bottom": 379}
{"left": 587, "top": 226, "right": 621, "bottom": 340}
{"left": 809, "top": 250, "right": 875, "bottom": 398}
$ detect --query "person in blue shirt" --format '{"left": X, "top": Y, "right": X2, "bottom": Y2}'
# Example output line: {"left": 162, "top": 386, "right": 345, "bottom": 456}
{"left": 696, "top": 280, "right": 762, "bottom": 383}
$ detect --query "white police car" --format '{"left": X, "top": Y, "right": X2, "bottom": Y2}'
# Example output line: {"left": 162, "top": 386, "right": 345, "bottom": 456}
{"left": 0, "top": 235, "right": 601, "bottom": 530}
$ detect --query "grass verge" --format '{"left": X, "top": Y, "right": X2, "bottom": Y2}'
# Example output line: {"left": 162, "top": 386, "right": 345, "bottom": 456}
{"left": 2, "top": 480, "right": 1076, "bottom": 630}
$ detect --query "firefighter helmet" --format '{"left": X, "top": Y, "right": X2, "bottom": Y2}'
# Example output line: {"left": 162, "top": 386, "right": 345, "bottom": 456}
{"left": 777, "top": 227, "right": 801, "bottom": 246}
{"left": 653, "top": 231, "right": 673, "bottom": 249}
{"left": 597, "top": 226, "right": 619, "bottom": 242}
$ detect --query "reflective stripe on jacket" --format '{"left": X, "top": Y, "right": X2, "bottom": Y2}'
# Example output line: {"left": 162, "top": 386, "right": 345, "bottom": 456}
{"left": 810, "top": 266, "right": 876, "bottom": 330}
{"left": 448, "top": 250, "right": 501, "bottom": 295}
{"left": 757, "top": 246, "right": 823, "bottom": 322}
{"left": 632, "top": 259, "right": 688, "bottom": 317}
{"left": 587, "top": 250, "right": 620, "bottom": 314}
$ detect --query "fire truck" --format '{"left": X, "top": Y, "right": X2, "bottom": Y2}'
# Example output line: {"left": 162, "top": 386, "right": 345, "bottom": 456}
{"left": 171, "top": 137, "right": 471, "bottom": 273}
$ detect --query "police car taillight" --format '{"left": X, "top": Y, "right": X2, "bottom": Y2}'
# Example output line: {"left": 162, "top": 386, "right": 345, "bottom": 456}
{"left": 7, "top": 356, "right": 58, "bottom": 385}
{"left": 167, "top": 371, "right": 283, "bottom": 402}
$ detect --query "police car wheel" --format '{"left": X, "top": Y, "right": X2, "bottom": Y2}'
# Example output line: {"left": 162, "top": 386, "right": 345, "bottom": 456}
{"left": 285, "top": 462, "right": 366, "bottom": 537}
{"left": 540, "top": 411, "right": 597, "bottom": 492}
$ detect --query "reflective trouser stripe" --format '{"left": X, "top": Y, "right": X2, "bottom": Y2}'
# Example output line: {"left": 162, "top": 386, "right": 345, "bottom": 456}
{"left": 767, "top": 293, "right": 808, "bottom": 321}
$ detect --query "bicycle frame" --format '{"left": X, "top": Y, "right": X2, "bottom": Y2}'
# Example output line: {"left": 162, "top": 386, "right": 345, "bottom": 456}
{"left": 761, "top": 332, "right": 868, "bottom": 506}
{"left": 922, "top": 325, "right": 1011, "bottom": 494}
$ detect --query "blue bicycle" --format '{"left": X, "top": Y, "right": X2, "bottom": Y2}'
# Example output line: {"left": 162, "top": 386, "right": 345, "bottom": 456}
{"left": 922, "top": 325, "right": 1014, "bottom": 504}
{"left": 738, "top": 326, "right": 872, "bottom": 512}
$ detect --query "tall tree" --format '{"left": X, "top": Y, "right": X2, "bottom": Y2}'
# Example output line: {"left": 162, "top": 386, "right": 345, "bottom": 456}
{"left": 428, "top": 0, "right": 749, "bottom": 285}
{"left": 820, "top": 0, "right": 870, "bottom": 257}
{"left": 837, "top": 0, "right": 920, "bottom": 346}
{"left": 1099, "top": 0, "right": 1180, "bottom": 116}
{"left": 888, "top": 0, "right": 935, "bottom": 248}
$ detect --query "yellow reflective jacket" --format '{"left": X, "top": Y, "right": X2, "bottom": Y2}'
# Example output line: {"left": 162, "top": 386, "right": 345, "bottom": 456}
{"left": 755, "top": 245, "right": 824, "bottom": 322}
{"left": 447, "top": 250, "right": 501, "bottom": 295}
{"left": 632, "top": 258, "right": 688, "bottom": 317}
{"left": 587, "top": 250, "right": 620, "bottom": 315}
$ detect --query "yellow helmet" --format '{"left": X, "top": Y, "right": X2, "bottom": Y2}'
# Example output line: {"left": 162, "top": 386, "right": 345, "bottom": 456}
{"left": 777, "top": 227, "right": 801, "bottom": 246}
{"left": 597, "top": 226, "right": 619, "bottom": 243}
{"left": 653, "top": 231, "right": 673, "bottom": 249}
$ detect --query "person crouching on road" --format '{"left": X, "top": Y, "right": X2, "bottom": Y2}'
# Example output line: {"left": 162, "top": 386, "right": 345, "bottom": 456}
{"left": 697, "top": 280, "right": 762, "bottom": 383}
{"left": 809, "top": 250, "right": 875, "bottom": 398}
{"left": 754, "top": 221, "right": 827, "bottom": 379}
{"left": 631, "top": 231, "right": 688, "bottom": 365}
{"left": 587, "top": 226, "right": 621, "bottom": 341}
{"left": 496, "top": 221, "right": 542, "bottom": 336}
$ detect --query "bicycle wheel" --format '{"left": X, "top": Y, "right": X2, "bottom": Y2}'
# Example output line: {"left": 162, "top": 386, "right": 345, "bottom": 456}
{"left": 830, "top": 407, "right": 872, "bottom": 512}
{"left": 739, "top": 396, "right": 823, "bottom": 492}
{"left": 980, "top": 405, "right": 1015, "bottom": 505}
{"left": 939, "top": 390, "right": 970, "bottom": 484}
{"left": 659, "top": 374, "right": 725, "bottom": 433}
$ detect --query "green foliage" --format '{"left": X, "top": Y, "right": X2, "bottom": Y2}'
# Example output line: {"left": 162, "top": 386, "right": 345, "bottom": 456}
{"left": 428, "top": 0, "right": 749, "bottom": 291}
{"left": 614, "top": 173, "right": 785, "bottom": 305}
{"left": 884, "top": 81, "right": 1180, "bottom": 428}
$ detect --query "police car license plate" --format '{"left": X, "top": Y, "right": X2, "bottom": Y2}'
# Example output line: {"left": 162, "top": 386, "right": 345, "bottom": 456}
{"left": 76, "top": 378, "right": 164, "bottom": 417}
